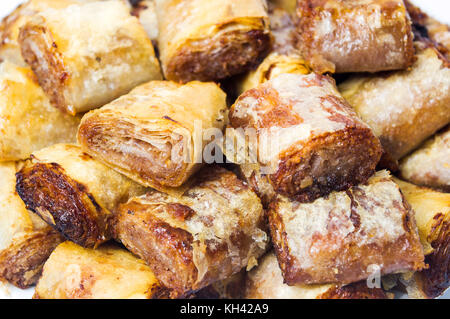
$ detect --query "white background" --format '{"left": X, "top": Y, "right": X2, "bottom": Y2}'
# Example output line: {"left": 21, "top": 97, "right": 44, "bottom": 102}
{"left": 0, "top": 0, "right": 449, "bottom": 299}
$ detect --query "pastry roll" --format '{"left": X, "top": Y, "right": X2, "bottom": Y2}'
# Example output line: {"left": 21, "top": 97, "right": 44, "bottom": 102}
{"left": 78, "top": 80, "right": 227, "bottom": 191}
{"left": 228, "top": 73, "right": 382, "bottom": 203}
{"left": 339, "top": 44, "right": 450, "bottom": 160}
{"left": 19, "top": 0, "right": 162, "bottom": 115}
{"left": 269, "top": 170, "right": 425, "bottom": 286}
{"left": 114, "top": 166, "right": 268, "bottom": 295}
{"left": 245, "top": 252, "right": 389, "bottom": 299}
{"left": 0, "top": 162, "right": 63, "bottom": 288}
{"left": 155, "top": 0, "right": 271, "bottom": 82}
{"left": 394, "top": 179, "right": 449, "bottom": 299}
{"left": 0, "top": 0, "right": 93, "bottom": 66}
{"left": 15, "top": 144, "right": 146, "bottom": 248}
{"left": 131, "top": 0, "right": 159, "bottom": 44}
{"left": 236, "top": 7, "right": 310, "bottom": 95}
{"left": 399, "top": 127, "right": 450, "bottom": 192}
{"left": 34, "top": 242, "right": 172, "bottom": 299}
{"left": 0, "top": 61, "right": 81, "bottom": 162}
{"left": 296, "top": 0, "right": 415, "bottom": 73}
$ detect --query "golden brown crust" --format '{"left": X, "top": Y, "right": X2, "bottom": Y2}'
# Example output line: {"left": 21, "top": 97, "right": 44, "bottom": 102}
{"left": 34, "top": 242, "right": 174, "bottom": 299}
{"left": 339, "top": 45, "right": 450, "bottom": 160}
{"left": 114, "top": 166, "right": 268, "bottom": 295}
{"left": 229, "top": 73, "right": 382, "bottom": 203}
{"left": 15, "top": 144, "right": 146, "bottom": 248}
{"left": 16, "top": 162, "right": 108, "bottom": 248}
{"left": 0, "top": 0, "right": 90, "bottom": 66}
{"left": 244, "top": 252, "right": 388, "bottom": 299}
{"left": 19, "top": 21, "right": 69, "bottom": 114}
{"left": 166, "top": 29, "right": 271, "bottom": 83}
{"left": 0, "top": 161, "right": 63, "bottom": 289}
{"left": 78, "top": 80, "right": 227, "bottom": 191}
{"left": 271, "top": 127, "right": 382, "bottom": 202}
{"left": 394, "top": 179, "right": 450, "bottom": 298}
{"left": 268, "top": 171, "right": 424, "bottom": 285}
{"left": 0, "top": 229, "right": 63, "bottom": 289}
{"left": 296, "top": 0, "right": 415, "bottom": 73}
{"left": 18, "top": 1, "right": 161, "bottom": 115}
{"left": 156, "top": 0, "right": 271, "bottom": 82}
{"left": 399, "top": 127, "right": 450, "bottom": 192}
{"left": 113, "top": 204, "right": 197, "bottom": 296}
{"left": 0, "top": 61, "right": 81, "bottom": 161}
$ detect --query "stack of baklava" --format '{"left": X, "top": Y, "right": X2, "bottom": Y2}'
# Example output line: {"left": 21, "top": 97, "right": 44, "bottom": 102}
{"left": 0, "top": 0, "right": 448, "bottom": 299}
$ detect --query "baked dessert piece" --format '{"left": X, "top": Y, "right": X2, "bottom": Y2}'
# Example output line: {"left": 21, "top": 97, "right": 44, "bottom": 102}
{"left": 296, "top": 0, "right": 415, "bottom": 73}
{"left": 78, "top": 80, "right": 227, "bottom": 192}
{"left": 245, "top": 252, "right": 389, "bottom": 299}
{"left": 339, "top": 43, "right": 450, "bottom": 160}
{"left": 114, "top": 166, "right": 268, "bottom": 295}
{"left": 34, "top": 242, "right": 172, "bottom": 299}
{"left": 399, "top": 127, "right": 450, "bottom": 192}
{"left": 394, "top": 179, "right": 450, "bottom": 299}
{"left": 0, "top": 161, "right": 63, "bottom": 288}
{"left": 19, "top": 0, "right": 162, "bottom": 115}
{"left": 236, "top": 6, "right": 310, "bottom": 95}
{"left": 0, "top": 0, "right": 95, "bottom": 66}
{"left": 228, "top": 72, "right": 382, "bottom": 203}
{"left": 0, "top": 61, "right": 80, "bottom": 161}
{"left": 16, "top": 144, "right": 146, "bottom": 248}
{"left": 269, "top": 170, "right": 425, "bottom": 285}
{"left": 155, "top": 0, "right": 271, "bottom": 82}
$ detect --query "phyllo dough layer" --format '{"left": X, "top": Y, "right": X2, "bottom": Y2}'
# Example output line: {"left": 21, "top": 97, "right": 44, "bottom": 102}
{"left": 78, "top": 80, "right": 227, "bottom": 191}
{"left": 16, "top": 144, "right": 146, "bottom": 248}
{"left": 0, "top": 161, "right": 63, "bottom": 288}
{"left": 399, "top": 127, "right": 450, "bottom": 192}
{"left": 0, "top": 61, "right": 80, "bottom": 161}
{"left": 296, "top": 0, "right": 415, "bottom": 73}
{"left": 0, "top": 0, "right": 94, "bottom": 66}
{"left": 114, "top": 166, "right": 268, "bottom": 295}
{"left": 34, "top": 242, "right": 171, "bottom": 299}
{"left": 245, "top": 252, "right": 389, "bottom": 299}
{"left": 229, "top": 73, "right": 382, "bottom": 203}
{"left": 155, "top": 0, "right": 271, "bottom": 82}
{"left": 19, "top": 0, "right": 162, "bottom": 115}
{"left": 394, "top": 179, "right": 450, "bottom": 299}
{"left": 269, "top": 170, "right": 425, "bottom": 285}
{"left": 339, "top": 44, "right": 450, "bottom": 161}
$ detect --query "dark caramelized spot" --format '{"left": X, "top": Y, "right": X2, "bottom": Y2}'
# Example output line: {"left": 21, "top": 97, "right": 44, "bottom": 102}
{"left": 346, "top": 189, "right": 361, "bottom": 230}
{"left": 167, "top": 203, "right": 195, "bottom": 221}
{"left": 15, "top": 162, "right": 105, "bottom": 247}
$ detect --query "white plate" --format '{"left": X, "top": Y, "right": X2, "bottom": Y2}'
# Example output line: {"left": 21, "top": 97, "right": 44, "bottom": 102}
{"left": 0, "top": 0, "right": 448, "bottom": 299}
